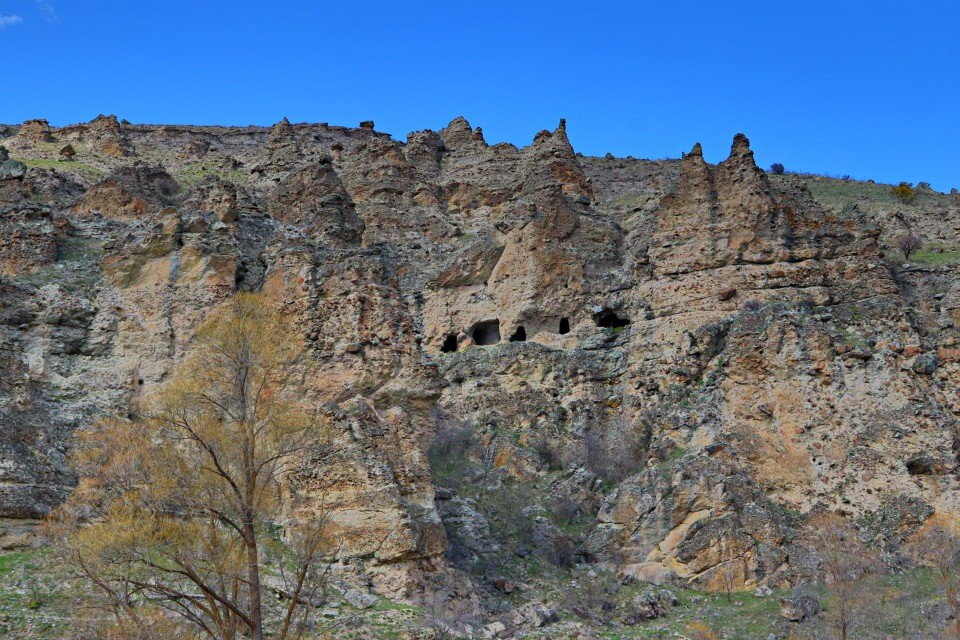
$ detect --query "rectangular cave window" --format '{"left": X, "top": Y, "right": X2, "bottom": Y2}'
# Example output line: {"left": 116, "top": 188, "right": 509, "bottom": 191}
{"left": 472, "top": 320, "right": 501, "bottom": 346}
{"left": 594, "top": 309, "right": 630, "bottom": 329}
{"left": 441, "top": 334, "right": 458, "bottom": 353}
{"left": 509, "top": 326, "right": 526, "bottom": 342}
{"left": 558, "top": 318, "right": 570, "bottom": 334}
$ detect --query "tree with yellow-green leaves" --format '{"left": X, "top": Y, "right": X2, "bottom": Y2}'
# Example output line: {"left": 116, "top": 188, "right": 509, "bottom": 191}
{"left": 46, "top": 293, "right": 335, "bottom": 640}
{"left": 891, "top": 181, "right": 917, "bottom": 204}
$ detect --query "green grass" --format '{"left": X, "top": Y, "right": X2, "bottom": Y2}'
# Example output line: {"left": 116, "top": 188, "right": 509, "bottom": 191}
{"left": 908, "top": 243, "right": 960, "bottom": 266}
{"left": 171, "top": 163, "right": 247, "bottom": 192}
{"left": 771, "top": 173, "right": 953, "bottom": 221}
{"left": 0, "top": 548, "right": 72, "bottom": 640}
{"left": 17, "top": 157, "right": 107, "bottom": 182}
{"left": 2, "top": 542, "right": 956, "bottom": 639}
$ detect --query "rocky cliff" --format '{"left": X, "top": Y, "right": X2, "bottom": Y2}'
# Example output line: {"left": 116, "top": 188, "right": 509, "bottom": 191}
{"left": 1, "top": 115, "right": 958, "bottom": 618}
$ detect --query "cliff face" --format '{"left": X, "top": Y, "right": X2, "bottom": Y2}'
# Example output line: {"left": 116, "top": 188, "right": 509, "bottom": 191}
{"left": 0, "top": 116, "right": 958, "bottom": 602}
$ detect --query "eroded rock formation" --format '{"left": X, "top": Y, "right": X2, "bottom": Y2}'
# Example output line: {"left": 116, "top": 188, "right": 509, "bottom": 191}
{"left": 0, "top": 116, "right": 958, "bottom": 615}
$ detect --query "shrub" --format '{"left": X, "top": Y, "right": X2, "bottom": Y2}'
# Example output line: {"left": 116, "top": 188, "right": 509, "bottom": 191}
{"left": 684, "top": 622, "right": 720, "bottom": 640}
{"left": 533, "top": 434, "right": 562, "bottom": 471}
{"left": 769, "top": 162, "right": 785, "bottom": 175}
{"left": 547, "top": 533, "right": 576, "bottom": 568}
{"left": 430, "top": 411, "right": 475, "bottom": 459}
{"left": 562, "top": 568, "right": 620, "bottom": 621}
{"left": 584, "top": 421, "right": 650, "bottom": 484}
{"left": 891, "top": 181, "right": 917, "bottom": 204}
{"left": 548, "top": 495, "right": 580, "bottom": 526}
{"left": 896, "top": 232, "right": 923, "bottom": 261}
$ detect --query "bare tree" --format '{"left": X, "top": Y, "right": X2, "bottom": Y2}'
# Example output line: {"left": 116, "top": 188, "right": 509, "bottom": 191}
{"left": 720, "top": 560, "right": 740, "bottom": 603}
{"left": 47, "top": 293, "right": 334, "bottom": 640}
{"left": 805, "top": 513, "right": 877, "bottom": 640}
{"left": 896, "top": 232, "right": 924, "bottom": 261}
{"left": 920, "top": 524, "right": 960, "bottom": 638}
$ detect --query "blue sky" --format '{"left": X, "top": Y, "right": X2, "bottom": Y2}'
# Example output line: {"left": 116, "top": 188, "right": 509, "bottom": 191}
{"left": 2, "top": 1, "right": 959, "bottom": 191}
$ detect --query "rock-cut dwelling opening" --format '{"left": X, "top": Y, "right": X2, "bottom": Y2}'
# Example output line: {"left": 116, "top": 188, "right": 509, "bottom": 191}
{"left": 472, "top": 320, "right": 501, "bottom": 346}
{"left": 558, "top": 318, "right": 570, "bottom": 334}
{"left": 440, "top": 334, "right": 458, "bottom": 353}
{"left": 509, "top": 326, "right": 527, "bottom": 342}
{"left": 594, "top": 308, "right": 630, "bottom": 329}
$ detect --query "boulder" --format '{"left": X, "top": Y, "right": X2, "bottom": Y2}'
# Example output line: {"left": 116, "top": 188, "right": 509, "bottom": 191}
{"left": 622, "top": 588, "right": 677, "bottom": 624}
{"left": 0, "top": 159, "right": 26, "bottom": 181}
{"left": 718, "top": 287, "right": 737, "bottom": 301}
{"left": 780, "top": 595, "right": 819, "bottom": 622}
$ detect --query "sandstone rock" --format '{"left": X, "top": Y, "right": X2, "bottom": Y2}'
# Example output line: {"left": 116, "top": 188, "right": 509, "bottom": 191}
{"left": 718, "top": 287, "right": 737, "bottom": 301}
{"left": 434, "top": 237, "right": 504, "bottom": 288}
{"left": 182, "top": 176, "right": 238, "bottom": 223}
{"left": 73, "top": 163, "right": 179, "bottom": 219}
{"left": 440, "top": 116, "right": 476, "bottom": 151}
{"left": 18, "top": 119, "right": 54, "bottom": 144}
{"left": 86, "top": 114, "right": 134, "bottom": 157}
{"left": 267, "top": 162, "right": 364, "bottom": 245}
{"left": 2, "top": 115, "right": 960, "bottom": 623}
{"left": 903, "top": 344, "right": 923, "bottom": 357}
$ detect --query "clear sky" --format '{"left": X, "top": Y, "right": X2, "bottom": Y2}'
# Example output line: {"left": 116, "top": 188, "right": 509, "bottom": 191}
{"left": 2, "top": 1, "right": 958, "bottom": 191}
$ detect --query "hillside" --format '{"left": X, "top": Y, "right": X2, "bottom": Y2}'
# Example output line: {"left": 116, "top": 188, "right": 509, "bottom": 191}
{"left": 1, "top": 115, "right": 958, "bottom": 638}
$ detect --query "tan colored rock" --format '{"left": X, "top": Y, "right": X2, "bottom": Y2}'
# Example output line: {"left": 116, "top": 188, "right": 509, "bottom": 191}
{"left": 718, "top": 287, "right": 737, "bottom": 301}
{"left": 72, "top": 178, "right": 148, "bottom": 218}
{"left": 87, "top": 114, "right": 134, "bottom": 157}
{"left": 18, "top": 119, "right": 54, "bottom": 144}
{"left": 3, "top": 115, "right": 960, "bottom": 612}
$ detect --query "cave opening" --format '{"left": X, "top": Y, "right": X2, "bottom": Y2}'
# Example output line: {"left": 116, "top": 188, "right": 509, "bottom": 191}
{"left": 440, "top": 334, "right": 458, "bottom": 353}
{"left": 594, "top": 309, "right": 630, "bottom": 329}
{"left": 509, "top": 326, "right": 527, "bottom": 342}
{"left": 558, "top": 318, "right": 570, "bottom": 334}
{"left": 472, "top": 320, "right": 501, "bottom": 346}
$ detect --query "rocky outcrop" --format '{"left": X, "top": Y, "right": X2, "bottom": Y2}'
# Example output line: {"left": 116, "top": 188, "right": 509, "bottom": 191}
{"left": 17, "top": 119, "right": 54, "bottom": 145}
{"left": 0, "top": 204, "right": 58, "bottom": 275}
{"left": 86, "top": 114, "right": 134, "bottom": 157}
{"left": 268, "top": 160, "right": 364, "bottom": 245}
{"left": 0, "top": 115, "right": 958, "bottom": 617}
{"left": 73, "top": 163, "right": 179, "bottom": 219}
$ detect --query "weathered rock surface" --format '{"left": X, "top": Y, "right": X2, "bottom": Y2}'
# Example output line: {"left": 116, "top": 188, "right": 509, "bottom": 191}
{"left": 0, "top": 116, "right": 958, "bottom": 614}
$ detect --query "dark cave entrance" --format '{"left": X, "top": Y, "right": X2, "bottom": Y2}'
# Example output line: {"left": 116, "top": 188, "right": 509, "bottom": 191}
{"left": 558, "top": 318, "right": 570, "bottom": 334}
{"left": 594, "top": 309, "right": 630, "bottom": 329}
{"left": 441, "top": 334, "right": 458, "bottom": 353}
{"left": 509, "top": 326, "right": 527, "bottom": 342}
{"left": 472, "top": 320, "right": 501, "bottom": 346}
